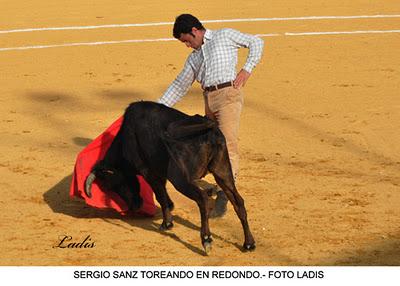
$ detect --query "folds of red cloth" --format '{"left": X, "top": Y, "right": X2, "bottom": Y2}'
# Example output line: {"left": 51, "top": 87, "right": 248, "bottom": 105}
{"left": 69, "top": 116, "right": 156, "bottom": 216}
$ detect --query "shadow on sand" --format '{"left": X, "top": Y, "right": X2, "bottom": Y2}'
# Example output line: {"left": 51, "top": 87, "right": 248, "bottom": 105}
{"left": 43, "top": 174, "right": 243, "bottom": 256}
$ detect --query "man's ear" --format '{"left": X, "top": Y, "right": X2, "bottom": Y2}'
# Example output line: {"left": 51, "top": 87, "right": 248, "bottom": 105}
{"left": 190, "top": 27, "right": 199, "bottom": 37}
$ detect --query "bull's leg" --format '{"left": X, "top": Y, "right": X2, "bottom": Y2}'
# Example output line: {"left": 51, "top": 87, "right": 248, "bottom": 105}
{"left": 124, "top": 173, "right": 144, "bottom": 211}
{"left": 168, "top": 166, "right": 213, "bottom": 255}
{"left": 210, "top": 157, "right": 256, "bottom": 251}
{"left": 214, "top": 175, "right": 255, "bottom": 251}
{"left": 143, "top": 175, "right": 173, "bottom": 230}
{"left": 165, "top": 191, "right": 175, "bottom": 212}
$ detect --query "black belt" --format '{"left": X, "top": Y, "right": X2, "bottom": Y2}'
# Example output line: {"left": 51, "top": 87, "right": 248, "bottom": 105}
{"left": 204, "top": 81, "right": 233, "bottom": 92}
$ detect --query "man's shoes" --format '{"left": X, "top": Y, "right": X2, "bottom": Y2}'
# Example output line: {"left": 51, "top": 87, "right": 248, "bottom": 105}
{"left": 209, "top": 190, "right": 228, "bottom": 218}
{"left": 194, "top": 179, "right": 228, "bottom": 218}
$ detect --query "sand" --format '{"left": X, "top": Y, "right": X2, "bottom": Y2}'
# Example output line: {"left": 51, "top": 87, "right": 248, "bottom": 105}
{"left": 1, "top": 1, "right": 399, "bottom": 265}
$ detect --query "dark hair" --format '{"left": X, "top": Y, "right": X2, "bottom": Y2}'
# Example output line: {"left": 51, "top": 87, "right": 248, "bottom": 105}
{"left": 173, "top": 14, "right": 205, "bottom": 39}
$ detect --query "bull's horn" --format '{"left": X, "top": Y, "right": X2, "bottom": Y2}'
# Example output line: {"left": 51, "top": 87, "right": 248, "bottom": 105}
{"left": 84, "top": 172, "right": 96, "bottom": 198}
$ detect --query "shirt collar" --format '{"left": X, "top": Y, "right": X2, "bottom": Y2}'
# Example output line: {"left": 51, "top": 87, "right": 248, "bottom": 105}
{"left": 203, "top": 29, "right": 213, "bottom": 44}
{"left": 193, "top": 29, "right": 212, "bottom": 53}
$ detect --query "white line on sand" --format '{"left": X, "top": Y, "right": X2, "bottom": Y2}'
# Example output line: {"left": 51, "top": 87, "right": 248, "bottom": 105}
{"left": 1, "top": 29, "right": 399, "bottom": 52}
{"left": 284, "top": 29, "right": 400, "bottom": 36}
{"left": 0, "top": 14, "right": 399, "bottom": 34}
{"left": 0, "top": 38, "right": 175, "bottom": 52}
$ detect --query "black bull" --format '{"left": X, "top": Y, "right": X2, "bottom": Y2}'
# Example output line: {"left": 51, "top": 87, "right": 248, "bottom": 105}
{"left": 85, "top": 101, "right": 255, "bottom": 254}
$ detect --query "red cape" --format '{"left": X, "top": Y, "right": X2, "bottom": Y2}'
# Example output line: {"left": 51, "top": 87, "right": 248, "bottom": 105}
{"left": 69, "top": 116, "right": 156, "bottom": 216}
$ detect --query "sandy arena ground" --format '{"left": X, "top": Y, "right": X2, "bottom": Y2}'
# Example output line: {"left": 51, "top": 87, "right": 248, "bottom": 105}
{"left": 1, "top": 1, "right": 400, "bottom": 265}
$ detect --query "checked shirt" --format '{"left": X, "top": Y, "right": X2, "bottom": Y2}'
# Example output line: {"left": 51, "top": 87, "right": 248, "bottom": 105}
{"left": 158, "top": 28, "right": 264, "bottom": 107}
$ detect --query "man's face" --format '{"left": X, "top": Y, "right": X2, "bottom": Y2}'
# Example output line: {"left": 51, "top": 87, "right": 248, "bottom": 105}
{"left": 178, "top": 27, "right": 204, "bottom": 50}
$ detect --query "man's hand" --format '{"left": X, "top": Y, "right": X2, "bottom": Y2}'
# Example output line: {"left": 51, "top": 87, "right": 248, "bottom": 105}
{"left": 233, "top": 69, "right": 251, "bottom": 89}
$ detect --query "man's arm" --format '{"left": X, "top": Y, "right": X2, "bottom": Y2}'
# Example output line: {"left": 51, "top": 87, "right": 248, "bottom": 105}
{"left": 233, "top": 69, "right": 251, "bottom": 89}
{"left": 226, "top": 29, "right": 264, "bottom": 89}
{"left": 158, "top": 57, "right": 196, "bottom": 107}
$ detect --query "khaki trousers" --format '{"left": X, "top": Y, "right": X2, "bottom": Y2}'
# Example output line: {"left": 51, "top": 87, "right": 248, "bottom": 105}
{"left": 204, "top": 87, "right": 244, "bottom": 178}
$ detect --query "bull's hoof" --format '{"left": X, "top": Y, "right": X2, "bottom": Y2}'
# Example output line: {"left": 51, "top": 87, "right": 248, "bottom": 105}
{"left": 159, "top": 221, "right": 174, "bottom": 231}
{"left": 203, "top": 241, "right": 212, "bottom": 255}
{"left": 202, "top": 235, "right": 213, "bottom": 255}
{"left": 243, "top": 243, "right": 256, "bottom": 252}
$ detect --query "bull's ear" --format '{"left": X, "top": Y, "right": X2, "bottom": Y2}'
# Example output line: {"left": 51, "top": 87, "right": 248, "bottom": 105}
{"left": 96, "top": 168, "right": 115, "bottom": 179}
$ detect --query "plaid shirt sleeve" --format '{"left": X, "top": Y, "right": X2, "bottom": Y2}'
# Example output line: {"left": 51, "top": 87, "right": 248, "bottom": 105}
{"left": 157, "top": 56, "right": 196, "bottom": 107}
{"left": 226, "top": 28, "right": 264, "bottom": 73}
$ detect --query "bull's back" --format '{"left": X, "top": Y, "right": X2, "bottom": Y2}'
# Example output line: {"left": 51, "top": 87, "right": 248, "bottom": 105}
{"left": 126, "top": 101, "right": 189, "bottom": 126}
{"left": 121, "top": 102, "right": 190, "bottom": 174}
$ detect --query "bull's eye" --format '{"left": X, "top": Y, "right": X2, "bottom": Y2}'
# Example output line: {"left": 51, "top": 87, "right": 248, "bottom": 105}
{"left": 105, "top": 170, "right": 115, "bottom": 174}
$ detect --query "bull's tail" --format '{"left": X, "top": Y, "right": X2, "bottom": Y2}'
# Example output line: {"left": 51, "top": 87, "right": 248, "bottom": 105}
{"left": 165, "top": 115, "right": 217, "bottom": 139}
{"left": 161, "top": 115, "right": 218, "bottom": 183}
